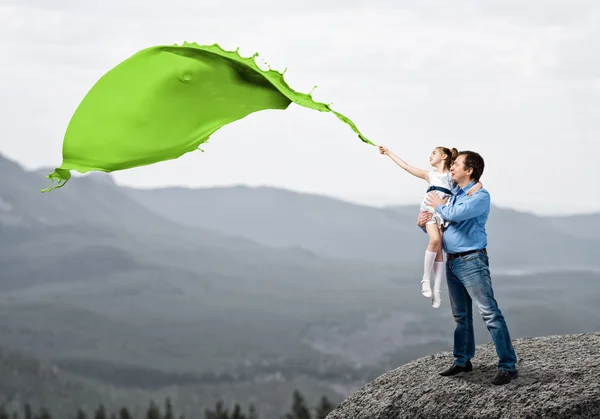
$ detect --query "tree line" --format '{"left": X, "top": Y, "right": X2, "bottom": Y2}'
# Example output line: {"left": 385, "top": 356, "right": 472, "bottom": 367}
{"left": 0, "top": 390, "right": 335, "bottom": 419}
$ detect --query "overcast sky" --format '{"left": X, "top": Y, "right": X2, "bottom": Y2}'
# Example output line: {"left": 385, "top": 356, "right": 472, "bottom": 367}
{"left": 1, "top": 0, "right": 598, "bottom": 215}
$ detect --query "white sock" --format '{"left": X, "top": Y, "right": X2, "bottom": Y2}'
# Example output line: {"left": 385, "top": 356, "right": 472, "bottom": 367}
{"left": 432, "top": 261, "right": 445, "bottom": 308}
{"left": 423, "top": 250, "right": 437, "bottom": 282}
{"left": 433, "top": 261, "right": 445, "bottom": 292}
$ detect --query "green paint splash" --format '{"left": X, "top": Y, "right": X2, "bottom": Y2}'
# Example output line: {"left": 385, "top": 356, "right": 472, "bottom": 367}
{"left": 42, "top": 42, "right": 373, "bottom": 192}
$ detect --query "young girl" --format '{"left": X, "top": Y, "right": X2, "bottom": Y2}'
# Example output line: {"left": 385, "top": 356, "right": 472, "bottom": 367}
{"left": 378, "top": 145, "right": 481, "bottom": 308}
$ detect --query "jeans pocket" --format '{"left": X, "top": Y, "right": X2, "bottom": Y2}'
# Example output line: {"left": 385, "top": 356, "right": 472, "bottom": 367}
{"left": 455, "top": 255, "right": 487, "bottom": 288}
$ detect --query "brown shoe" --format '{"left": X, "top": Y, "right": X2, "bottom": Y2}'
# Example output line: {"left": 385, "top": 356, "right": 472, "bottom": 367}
{"left": 439, "top": 360, "right": 473, "bottom": 376}
{"left": 491, "top": 369, "right": 518, "bottom": 385}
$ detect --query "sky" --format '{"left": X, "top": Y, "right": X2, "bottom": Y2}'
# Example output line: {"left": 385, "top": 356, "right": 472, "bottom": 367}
{"left": 0, "top": 0, "right": 598, "bottom": 215}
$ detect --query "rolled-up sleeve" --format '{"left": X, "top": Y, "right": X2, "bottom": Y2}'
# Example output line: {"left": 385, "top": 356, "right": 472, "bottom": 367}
{"left": 436, "top": 191, "right": 490, "bottom": 222}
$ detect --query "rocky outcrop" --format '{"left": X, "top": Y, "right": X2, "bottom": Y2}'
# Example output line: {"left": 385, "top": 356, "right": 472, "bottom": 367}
{"left": 326, "top": 333, "right": 600, "bottom": 419}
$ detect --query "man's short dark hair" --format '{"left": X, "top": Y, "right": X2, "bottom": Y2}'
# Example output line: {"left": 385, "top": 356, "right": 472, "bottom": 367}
{"left": 458, "top": 151, "right": 485, "bottom": 182}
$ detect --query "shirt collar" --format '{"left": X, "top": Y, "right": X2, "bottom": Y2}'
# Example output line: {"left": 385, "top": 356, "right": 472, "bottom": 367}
{"left": 454, "top": 181, "right": 477, "bottom": 195}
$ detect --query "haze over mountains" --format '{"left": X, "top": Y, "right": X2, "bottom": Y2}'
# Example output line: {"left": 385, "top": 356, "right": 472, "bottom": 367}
{"left": 125, "top": 182, "right": 598, "bottom": 270}
{"left": 1, "top": 153, "right": 598, "bottom": 417}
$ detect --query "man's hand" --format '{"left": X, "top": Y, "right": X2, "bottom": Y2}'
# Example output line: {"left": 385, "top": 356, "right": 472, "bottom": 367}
{"left": 425, "top": 192, "right": 448, "bottom": 208}
{"left": 417, "top": 211, "right": 433, "bottom": 227}
{"left": 378, "top": 145, "right": 389, "bottom": 155}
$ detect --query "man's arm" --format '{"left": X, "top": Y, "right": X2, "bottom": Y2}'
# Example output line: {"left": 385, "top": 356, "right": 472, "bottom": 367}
{"left": 435, "top": 191, "right": 490, "bottom": 222}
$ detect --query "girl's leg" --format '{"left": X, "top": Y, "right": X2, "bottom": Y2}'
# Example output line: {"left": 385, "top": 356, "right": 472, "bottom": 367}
{"left": 432, "top": 228, "right": 445, "bottom": 308}
{"left": 435, "top": 228, "right": 444, "bottom": 261}
{"left": 422, "top": 223, "right": 442, "bottom": 298}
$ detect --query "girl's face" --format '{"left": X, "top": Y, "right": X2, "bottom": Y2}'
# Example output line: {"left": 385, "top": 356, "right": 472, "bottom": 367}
{"left": 429, "top": 148, "right": 444, "bottom": 166}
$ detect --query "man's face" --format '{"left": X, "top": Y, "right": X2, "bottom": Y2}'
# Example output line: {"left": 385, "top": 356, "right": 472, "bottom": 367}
{"left": 451, "top": 155, "right": 472, "bottom": 184}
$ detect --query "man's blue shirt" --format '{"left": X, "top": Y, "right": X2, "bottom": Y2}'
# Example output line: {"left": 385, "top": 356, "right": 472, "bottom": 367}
{"left": 435, "top": 181, "right": 490, "bottom": 254}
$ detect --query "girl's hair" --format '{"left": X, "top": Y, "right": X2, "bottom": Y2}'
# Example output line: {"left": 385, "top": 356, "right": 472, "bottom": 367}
{"left": 437, "top": 147, "right": 459, "bottom": 171}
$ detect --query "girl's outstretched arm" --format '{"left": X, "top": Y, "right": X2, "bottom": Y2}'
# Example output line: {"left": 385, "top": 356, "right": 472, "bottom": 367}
{"left": 379, "top": 145, "right": 429, "bottom": 181}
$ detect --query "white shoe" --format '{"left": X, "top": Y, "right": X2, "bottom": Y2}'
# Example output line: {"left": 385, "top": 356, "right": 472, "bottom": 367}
{"left": 421, "top": 280, "right": 432, "bottom": 298}
{"left": 432, "top": 291, "right": 441, "bottom": 308}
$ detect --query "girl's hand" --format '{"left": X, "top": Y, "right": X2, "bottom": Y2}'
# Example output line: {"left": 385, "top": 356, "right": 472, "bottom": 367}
{"left": 467, "top": 181, "right": 483, "bottom": 196}
{"left": 378, "top": 145, "right": 388, "bottom": 155}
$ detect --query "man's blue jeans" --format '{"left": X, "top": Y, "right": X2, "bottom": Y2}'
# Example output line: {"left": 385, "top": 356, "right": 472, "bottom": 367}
{"left": 446, "top": 251, "right": 517, "bottom": 372}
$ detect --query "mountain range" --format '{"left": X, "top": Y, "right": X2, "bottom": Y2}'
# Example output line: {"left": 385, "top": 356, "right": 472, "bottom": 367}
{"left": 124, "top": 182, "right": 597, "bottom": 269}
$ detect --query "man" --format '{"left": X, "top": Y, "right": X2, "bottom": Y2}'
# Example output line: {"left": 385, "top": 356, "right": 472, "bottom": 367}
{"left": 418, "top": 151, "right": 518, "bottom": 385}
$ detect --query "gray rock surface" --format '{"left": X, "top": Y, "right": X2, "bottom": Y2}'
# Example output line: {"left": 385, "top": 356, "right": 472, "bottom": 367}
{"left": 326, "top": 333, "right": 600, "bottom": 419}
